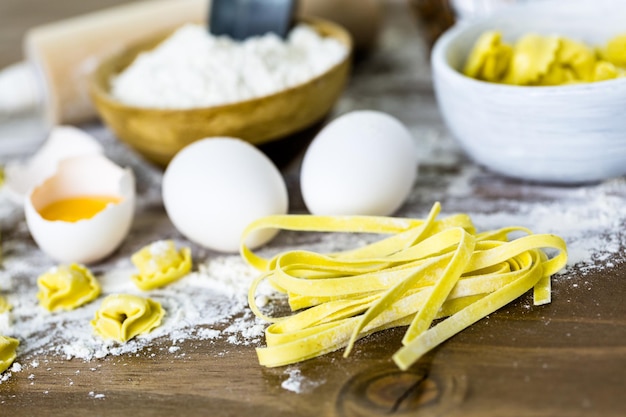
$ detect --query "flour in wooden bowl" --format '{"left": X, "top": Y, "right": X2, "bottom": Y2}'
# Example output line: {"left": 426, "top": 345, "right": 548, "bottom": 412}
{"left": 110, "top": 23, "right": 348, "bottom": 109}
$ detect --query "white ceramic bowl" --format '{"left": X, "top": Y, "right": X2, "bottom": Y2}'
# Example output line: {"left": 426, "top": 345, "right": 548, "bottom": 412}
{"left": 431, "top": 0, "right": 626, "bottom": 183}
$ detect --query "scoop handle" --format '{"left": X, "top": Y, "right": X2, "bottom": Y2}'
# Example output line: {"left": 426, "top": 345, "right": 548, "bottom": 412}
{"left": 209, "top": 0, "right": 297, "bottom": 40}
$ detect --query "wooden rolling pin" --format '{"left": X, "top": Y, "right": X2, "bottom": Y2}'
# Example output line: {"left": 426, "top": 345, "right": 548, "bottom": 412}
{"left": 0, "top": 0, "right": 207, "bottom": 126}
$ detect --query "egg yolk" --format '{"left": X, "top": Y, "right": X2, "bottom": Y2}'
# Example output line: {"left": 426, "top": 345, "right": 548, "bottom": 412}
{"left": 38, "top": 196, "right": 122, "bottom": 222}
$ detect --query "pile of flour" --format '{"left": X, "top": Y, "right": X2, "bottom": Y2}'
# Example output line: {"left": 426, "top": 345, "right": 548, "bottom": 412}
{"left": 111, "top": 24, "right": 348, "bottom": 109}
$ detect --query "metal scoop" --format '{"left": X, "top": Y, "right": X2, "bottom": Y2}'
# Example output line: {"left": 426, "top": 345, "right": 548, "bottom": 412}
{"left": 209, "top": 0, "right": 297, "bottom": 40}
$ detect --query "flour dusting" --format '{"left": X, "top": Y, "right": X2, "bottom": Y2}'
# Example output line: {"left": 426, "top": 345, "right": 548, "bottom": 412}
{"left": 0, "top": 122, "right": 625, "bottom": 392}
{"left": 281, "top": 368, "right": 325, "bottom": 394}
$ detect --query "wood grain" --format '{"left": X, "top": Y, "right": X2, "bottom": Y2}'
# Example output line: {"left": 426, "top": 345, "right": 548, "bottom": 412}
{"left": 1, "top": 1, "right": 626, "bottom": 416}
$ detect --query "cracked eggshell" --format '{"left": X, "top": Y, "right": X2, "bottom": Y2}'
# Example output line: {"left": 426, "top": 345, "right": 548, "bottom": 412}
{"left": 4, "top": 125, "right": 104, "bottom": 205}
{"left": 24, "top": 154, "right": 135, "bottom": 264}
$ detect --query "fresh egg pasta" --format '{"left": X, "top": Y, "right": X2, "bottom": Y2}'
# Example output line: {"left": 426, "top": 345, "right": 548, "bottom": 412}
{"left": 463, "top": 31, "right": 513, "bottom": 82}
{"left": 131, "top": 240, "right": 192, "bottom": 290}
{"left": 241, "top": 202, "right": 567, "bottom": 370}
{"left": 0, "top": 336, "right": 19, "bottom": 373}
{"left": 601, "top": 34, "right": 626, "bottom": 68}
{"left": 91, "top": 294, "right": 164, "bottom": 343}
{"left": 0, "top": 296, "right": 10, "bottom": 314}
{"left": 37, "top": 264, "right": 101, "bottom": 312}
{"left": 464, "top": 30, "right": 626, "bottom": 85}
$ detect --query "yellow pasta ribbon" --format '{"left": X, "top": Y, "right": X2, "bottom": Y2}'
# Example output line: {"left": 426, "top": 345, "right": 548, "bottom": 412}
{"left": 91, "top": 294, "right": 164, "bottom": 343}
{"left": 131, "top": 240, "right": 192, "bottom": 290}
{"left": 241, "top": 202, "right": 567, "bottom": 370}
{"left": 0, "top": 336, "right": 19, "bottom": 373}
{"left": 37, "top": 264, "right": 101, "bottom": 312}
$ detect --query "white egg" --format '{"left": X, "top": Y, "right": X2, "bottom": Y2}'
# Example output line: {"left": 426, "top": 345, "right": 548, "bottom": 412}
{"left": 24, "top": 154, "right": 136, "bottom": 264}
{"left": 4, "top": 125, "right": 104, "bottom": 205}
{"left": 300, "top": 110, "right": 418, "bottom": 216}
{"left": 162, "top": 137, "right": 288, "bottom": 253}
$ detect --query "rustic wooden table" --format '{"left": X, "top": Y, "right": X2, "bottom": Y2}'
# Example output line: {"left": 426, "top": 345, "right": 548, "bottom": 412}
{"left": 1, "top": 1, "right": 625, "bottom": 416}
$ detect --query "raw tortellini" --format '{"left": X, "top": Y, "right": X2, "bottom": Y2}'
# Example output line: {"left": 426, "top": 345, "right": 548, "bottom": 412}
{"left": 37, "top": 264, "right": 101, "bottom": 311}
{"left": 0, "top": 336, "right": 19, "bottom": 373}
{"left": 463, "top": 31, "right": 513, "bottom": 82}
{"left": 131, "top": 240, "right": 192, "bottom": 290}
{"left": 601, "top": 34, "right": 626, "bottom": 68}
{"left": 464, "top": 30, "right": 626, "bottom": 85}
{"left": 0, "top": 296, "right": 10, "bottom": 314}
{"left": 91, "top": 294, "right": 164, "bottom": 343}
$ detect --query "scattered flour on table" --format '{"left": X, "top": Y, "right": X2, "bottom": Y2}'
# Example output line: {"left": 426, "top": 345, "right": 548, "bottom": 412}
{"left": 1, "top": 124, "right": 625, "bottom": 392}
{"left": 281, "top": 368, "right": 325, "bottom": 394}
{"left": 0, "top": 252, "right": 270, "bottom": 364}
{"left": 111, "top": 24, "right": 347, "bottom": 109}
{"left": 435, "top": 165, "right": 626, "bottom": 275}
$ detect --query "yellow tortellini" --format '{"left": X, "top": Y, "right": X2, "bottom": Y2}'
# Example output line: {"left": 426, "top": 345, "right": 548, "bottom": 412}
{"left": 0, "top": 296, "right": 10, "bottom": 314}
{"left": 131, "top": 240, "right": 192, "bottom": 290}
{"left": 463, "top": 31, "right": 513, "bottom": 82}
{"left": 0, "top": 336, "right": 19, "bottom": 373}
{"left": 464, "top": 30, "right": 626, "bottom": 85}
{"left": 91, "top": 294, "right": 164, "bottom": 343}
{"left": 504, "top": 34, "right": 561, "bottom": 85}
{"left": 601, "top": 34, "right": 626, "bottom": 68}
{"left": 37, "top": 264, "right": 101, "bottom": 312}
{"left": 594, "top": 60, "right": 622, "bottom": 82}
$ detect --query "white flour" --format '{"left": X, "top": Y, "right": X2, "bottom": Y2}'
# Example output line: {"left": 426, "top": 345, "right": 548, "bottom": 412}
{"left": 111, "top": 24, "right": 348, "bottom": 109}
{"left": 281, "top": 368, "right": 325, "bottom": 394}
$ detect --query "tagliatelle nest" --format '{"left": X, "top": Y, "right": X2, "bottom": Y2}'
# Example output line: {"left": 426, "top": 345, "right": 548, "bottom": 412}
{"left": 241, "top": 202, "right": 567, "bottom": 370}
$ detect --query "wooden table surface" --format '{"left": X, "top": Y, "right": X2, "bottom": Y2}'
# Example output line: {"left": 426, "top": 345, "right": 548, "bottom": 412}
{"left": 1, "top": 1, "right": 625, "bottom": 416}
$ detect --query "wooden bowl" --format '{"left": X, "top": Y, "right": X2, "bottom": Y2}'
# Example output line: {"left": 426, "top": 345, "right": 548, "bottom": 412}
{"left": 90, "top": 17, "right": 352, "bottom": 167}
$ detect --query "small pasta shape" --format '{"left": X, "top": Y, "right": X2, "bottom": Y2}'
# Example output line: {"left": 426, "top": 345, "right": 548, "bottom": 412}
{"left": 464, "top": 31, "right": 626, "bottom": 86}
{"left": 131, "top": 240, "right": 192, "bottom": 290}
{"left": 0, "top": 296, "right": 10, "bottom": 314}
{"left": 0, "top": 336, "right": 19, "bottom": 373}
{"left": 37, "top": 264, "right": 101, "bottom": 312}
{"left": 504, "top": 33, "right": 560, "bottom": 85}
{"left": 91, "top": 294, "right": 164, "bottom": 343}
{"left": 601, "top": 33, "right": 626, "bottom": 68}
{"left": 463, "top": 30, "right": 513, "bottom": 82}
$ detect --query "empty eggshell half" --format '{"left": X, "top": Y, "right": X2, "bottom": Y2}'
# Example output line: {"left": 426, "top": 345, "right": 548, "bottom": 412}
{"left": 4, "top": 125, "right": 104, "bottom": 205}
{"left": 24, "top": 154, "right": 135, "bottom": 264}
